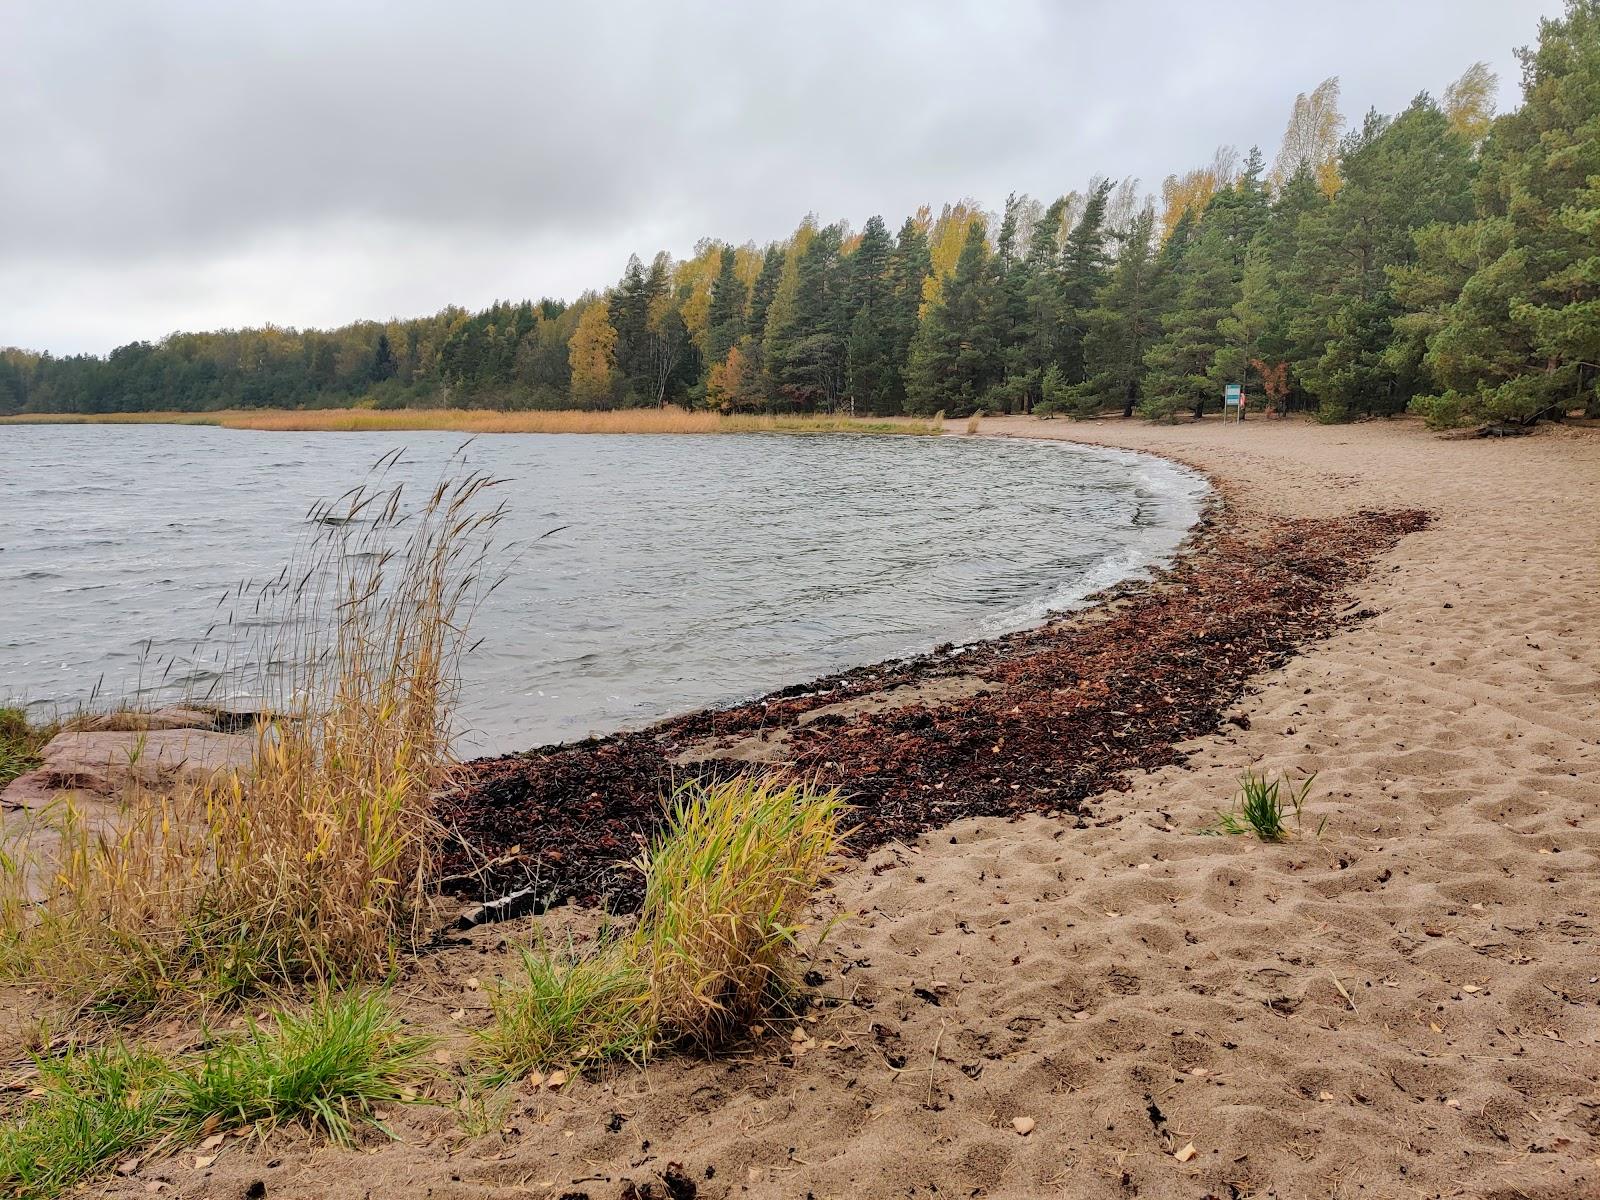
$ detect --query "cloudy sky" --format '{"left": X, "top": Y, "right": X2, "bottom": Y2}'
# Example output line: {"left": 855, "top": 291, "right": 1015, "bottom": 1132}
{"left": 3, "top": 0, "right": 1558, "bottom": 356}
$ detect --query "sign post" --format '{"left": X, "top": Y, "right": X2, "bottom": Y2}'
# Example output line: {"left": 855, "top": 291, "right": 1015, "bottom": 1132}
{"left": 1223, "top": 383, "right": 1242, "bottom": 424}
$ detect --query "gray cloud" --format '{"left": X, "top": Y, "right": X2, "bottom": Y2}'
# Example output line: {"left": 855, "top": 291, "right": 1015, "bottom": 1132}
{"left": 1, "top": 0, "right": 1555, "bottom": 353}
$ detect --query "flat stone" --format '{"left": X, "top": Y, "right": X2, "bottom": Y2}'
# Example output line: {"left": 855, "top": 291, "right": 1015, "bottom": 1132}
{"left": 1, "top": 728, "right": 253, "bottom": 806}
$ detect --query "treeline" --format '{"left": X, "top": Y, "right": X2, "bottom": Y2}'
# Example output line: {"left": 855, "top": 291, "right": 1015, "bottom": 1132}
{"left": 3, "top": 1, "right": 1595, "bottom": 428}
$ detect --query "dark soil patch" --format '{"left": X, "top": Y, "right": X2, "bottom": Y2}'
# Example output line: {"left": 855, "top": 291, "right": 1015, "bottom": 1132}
{"left": 434, "top": 507, "right": 1429, "bottom": 912}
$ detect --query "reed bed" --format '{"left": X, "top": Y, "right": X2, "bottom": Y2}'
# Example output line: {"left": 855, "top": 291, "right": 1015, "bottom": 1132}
{"left": 2, "top": 408, "right": 943, "bottom": 436}
{"left": 0, "top": 457, "right": 503, "bottom": 1012}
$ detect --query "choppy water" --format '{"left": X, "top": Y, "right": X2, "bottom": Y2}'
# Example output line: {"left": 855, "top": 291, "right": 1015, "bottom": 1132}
{"left": 0, "top": 425, "right": 1206, "bottom": 754}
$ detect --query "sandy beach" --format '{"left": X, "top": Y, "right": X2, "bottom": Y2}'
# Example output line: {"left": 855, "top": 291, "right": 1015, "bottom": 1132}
{"left": 90, "top": 416, "right": 1600, "bottom": 1199}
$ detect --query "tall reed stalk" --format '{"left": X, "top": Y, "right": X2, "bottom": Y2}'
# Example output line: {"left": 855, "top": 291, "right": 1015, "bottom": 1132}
{"left": 0, "top": 457, "right": 503, "bottom": 1012}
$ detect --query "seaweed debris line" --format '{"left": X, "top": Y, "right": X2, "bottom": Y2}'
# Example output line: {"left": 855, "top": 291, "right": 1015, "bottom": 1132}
{"left": 436, "top": 505, "right": 1430, "bottom": 914}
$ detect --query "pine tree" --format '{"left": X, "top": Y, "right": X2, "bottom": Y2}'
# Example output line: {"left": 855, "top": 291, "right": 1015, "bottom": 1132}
{"left": 1057, "top": 179, "right": 1116, "bottom": 385}
{"left": 1014, "top": 197, "right": 1068, "bottom": 410}
{"left": 882, "top": 217, "right": 932, "bottom": 413}
{"left": 747, "top": 244, "right": 786, "bottom": 341}
{"left": 1410, "top": 0, "right": 1600, "bottom": 425}
{"left": 767, "top": 223, "right": 848, "bottom": 410}
{"left": 371, "top": 332, "right": 397, "bottom": 382}
{"left": 705, "top": 246, "right": 746, "bottom": 368}
{"left": 1213, "top": 166, "right": 1327, "bottom": 411}
{"left": 1141, "top": 150, "right": 1270, "bottom": 419}
{"left": 1292, "top": 99, "right": 1475, "bottom": 419}
{"left": 1071, "top": 205, "right": 1162, "bottom": 417}
{"left": 843, "top": 215, "right": 897, "bottom": 413}
{"left": 609, "top": 254, "right": 667, "bottom": 403}
{"left": 905, "top": 218, "right": 1000, "bottom": 415}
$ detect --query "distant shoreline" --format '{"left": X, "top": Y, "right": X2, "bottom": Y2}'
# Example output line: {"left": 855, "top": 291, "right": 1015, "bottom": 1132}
{"left": 0, "top": 407, "right": 943, "bottom": 436}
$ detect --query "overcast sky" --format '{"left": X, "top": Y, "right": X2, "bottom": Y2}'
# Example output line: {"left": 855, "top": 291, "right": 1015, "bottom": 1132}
{"left": 2, "top": 0, "right": 1559, "bottom": 356}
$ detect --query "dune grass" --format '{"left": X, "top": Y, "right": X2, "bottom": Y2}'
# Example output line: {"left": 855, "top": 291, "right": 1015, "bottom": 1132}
{"left": 0, "top": 461, "right": 501, "bottom": 1013}
{"left": 480, "top": 775, "right": 848, "bottom": 1078}
{"left": 482, "top": 936, "right": 650, "bottom": 1079}
{"left": 0, "top": 993, "right": 427, "bottom": 1199}
{"left": 1212, "top": 770, "right": 1320, "bottom": 841}
{"left": 0, "top": 1043, "right": 175, "bottom": 1200}
{"left": 1, "top": 407, "right": 944, "bottom": 436}
{"left": 174, "top": 992, "right": 433, "bottom": 1146}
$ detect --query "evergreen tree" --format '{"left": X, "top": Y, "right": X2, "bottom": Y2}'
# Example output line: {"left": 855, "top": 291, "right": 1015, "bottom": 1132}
{"left": 905, "top": 218, "right": 1000, "bottom": 414}
{"left": 882, "top": 217, "right": 932, "bottom": 413}
{"left": 1291, "top": 99, "right": 1475, "bottom": 419}
{"left": 746, "top": 244, "right": 786, "bottom": 341}
{"left": 609, "top": 253, "right": 670, "bottom": 403}
{"left": 1014, "top": 197, "right": 1069, "bottom": 410}
{"left": 1071, "top": 205, "right": 1162, "bottom": 417}
{"left": 371, "top": 332, "right": 397, "bottom": 382}
{"left": 1410, "top": 0, "right": 1600, "bottom": 425}
{"left": 1213, "top": 166, "right": 1327, "bottom": 412}
{"left": 704, "top": 246, "right": 746, "bottom": 368}
{"left": 988, "top": 193, "right": 1033, "bottom": 409}
{"left": 767, "top": 223, "right": 849, "bottom": 410}
{"left": 843, "top": 215, "right": 898, "bottom": 413}
{"left": 1057, "top": 179, "right": 1116, "bottom": 384}
{"left": 1141, "top": 151, "right": 1270, "bottom": 418}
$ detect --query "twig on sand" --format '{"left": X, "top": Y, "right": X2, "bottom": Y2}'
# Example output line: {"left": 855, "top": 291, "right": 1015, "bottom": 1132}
{"left": 926, "top": 1018, "right": 948, "bottom": 1108}
{"left": 1330, "top": 971, "right": 1358, "bottom": 1012}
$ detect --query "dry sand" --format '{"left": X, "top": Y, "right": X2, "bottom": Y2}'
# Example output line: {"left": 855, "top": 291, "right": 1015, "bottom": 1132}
{"left": 94, "top": 417, "right": 1600, "bottom": 1199}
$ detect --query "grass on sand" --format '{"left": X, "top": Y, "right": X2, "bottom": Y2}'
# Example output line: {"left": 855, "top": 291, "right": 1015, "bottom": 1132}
{"left": 0, "top": 992, "right": 429, "bottom": 1199}
{"left": 1211, "top": 770, "right": 1321, "bottom": 841}
{"left": 480, "top": 775, "right": 848, "bottom": 1078}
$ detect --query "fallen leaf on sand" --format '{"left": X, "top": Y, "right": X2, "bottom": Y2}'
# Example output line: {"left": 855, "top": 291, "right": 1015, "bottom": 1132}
{"left": 465, "top": 977, "right": 481, "bottom": 990}
{"left": 1072, "top": 1011, "right": 1092, "bottom": 1021}
{"left": 1189, "top": 1067, "right": 1208, "bottom": 1076}
{"left": 1461, "top": 985, "right": 1480, "bottom": 994}
{"left": 545, "top": 1069, "right": 569, "bottom": 1088}
{"left": 116, "top": 1158, "right": 141, "bottom": 1176}
{"left": 1174, "top": 1142, "right": 1197, "bottom": 1163}
{"left": 1012, "top": 1117, "right": 1035, "bottom": 1135}
{"left": 193, "top": 1155, "right": 217, "bottom": 1170}
{"left": 1318, "top": 1091, "right": 1336, "bottom": 1101}
{"left": 1445, "top": 1097, "right": 1461, "bottom": 1108}
{"left": 1429, "top": 1022, "right": 1443, "bottom": 1033}
{"left": 200, "top": 1133, "right": 225, "bottom": 1150}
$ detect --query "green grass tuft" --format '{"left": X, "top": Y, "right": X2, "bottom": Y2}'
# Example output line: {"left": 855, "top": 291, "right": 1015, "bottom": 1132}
{"left": 480, "top": 936, "right": 649, "bottom": 1081}
{"left": 482, "top": 775, "right": 848, "bottom": 1078}
{"left": 0, "top": 1044, "right": 175, "bottom": 1200}
{"left": 175, "top": 992, "right": 433, "bottom": 1146}
{"left": 1212, "top": 770, "right": 1319, "bottom": 841}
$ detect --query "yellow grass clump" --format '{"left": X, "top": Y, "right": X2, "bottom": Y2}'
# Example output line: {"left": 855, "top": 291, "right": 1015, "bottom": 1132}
{"left": 480, "top": 775, "right": 847, "bottom": 1076}
{"left": 0, "top": 459, "right": 503, "bottom": 1013}
{"left": 2, "top": 408, "right": 944, "bottom": 436}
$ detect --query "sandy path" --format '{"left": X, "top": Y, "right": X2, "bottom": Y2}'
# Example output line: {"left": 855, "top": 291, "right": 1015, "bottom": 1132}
{"left": 109, "top": 417, "right": 1600, "bottom": 1200}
